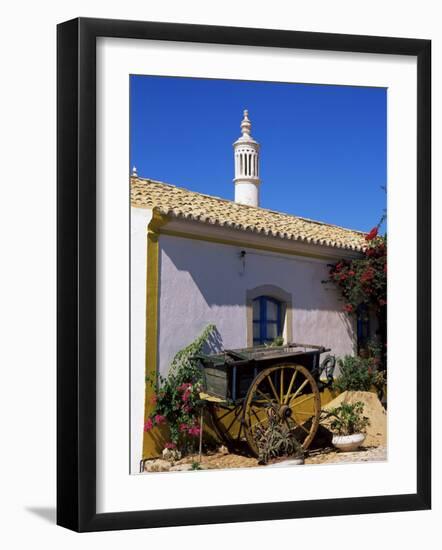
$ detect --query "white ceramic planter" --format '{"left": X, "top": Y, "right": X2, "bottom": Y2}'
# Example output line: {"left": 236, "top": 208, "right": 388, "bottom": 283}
{"left": 332, "top": 433, "right": 366, "bottom": 452}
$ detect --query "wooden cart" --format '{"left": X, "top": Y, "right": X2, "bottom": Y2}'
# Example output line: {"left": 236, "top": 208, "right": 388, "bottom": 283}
{"left": 194, "top": 343, "right": 334, "bottom": 456}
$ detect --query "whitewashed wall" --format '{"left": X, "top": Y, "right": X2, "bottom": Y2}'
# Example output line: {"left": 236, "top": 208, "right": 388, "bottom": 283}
{"left": 158, "top": 233, "right": 356, "bottom": 377}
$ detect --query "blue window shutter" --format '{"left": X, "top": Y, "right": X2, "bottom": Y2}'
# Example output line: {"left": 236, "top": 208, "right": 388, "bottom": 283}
{"left": 252, "top": 296, "right": 283, "bottom": 345}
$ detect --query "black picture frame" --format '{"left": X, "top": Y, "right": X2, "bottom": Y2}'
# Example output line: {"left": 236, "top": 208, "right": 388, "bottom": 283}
{"left": 57, "top": 17, "right": 431, "bottom": 532}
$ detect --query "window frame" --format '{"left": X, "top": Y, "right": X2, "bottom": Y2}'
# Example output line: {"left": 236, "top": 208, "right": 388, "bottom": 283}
{"left": 252, "top": 295, "right": 283, "bottom": 345}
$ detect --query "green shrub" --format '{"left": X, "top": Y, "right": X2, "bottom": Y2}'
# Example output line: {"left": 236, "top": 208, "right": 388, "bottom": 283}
{"left": 333, "top": 355, "right": 376, "bottom": 392}
{"left": 323, "top": 401, "right": 370, "bottom": 436}
{"left": 145, "top": 324, "right": 217, "bottom": 453}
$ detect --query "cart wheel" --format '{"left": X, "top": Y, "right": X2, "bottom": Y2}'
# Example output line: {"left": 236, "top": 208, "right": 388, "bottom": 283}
{"left": 243, "top": 364, "right": 321, "bottom": 457}
{"left": 209, "top": 402, "right": 245, "bottom": 450}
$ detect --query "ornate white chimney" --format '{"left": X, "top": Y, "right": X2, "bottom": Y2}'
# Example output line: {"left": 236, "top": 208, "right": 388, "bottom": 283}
{"left": 233, "top": 110, "right": 261, "bottom": 207}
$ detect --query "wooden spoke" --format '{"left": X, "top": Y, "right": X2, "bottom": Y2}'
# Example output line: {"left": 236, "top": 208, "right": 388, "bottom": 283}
{"left": 256, "top": 388, "right": 273, "bottom": 404}
{"left": 216, "top": 407, "right": 237, "bottom": 422}
{"left": 297, "top": 423, "right": 310, "bottom": 434}
{"left": 289, "top": 378, "right": 309, "bottom": 403}
{"left": 280, "top": 368, "right": 284, "bottom": 403}
{"left": 266, "top": 375, "right": 280, "bottom": 402}
{"left": 249, "top": 408, "right": 269, "bottom": 430}
{"left": 283, "top": 370, "right": 298, "bottom": 404}
{"left": 224, "top": 406, "right": 243, "bottom": 434}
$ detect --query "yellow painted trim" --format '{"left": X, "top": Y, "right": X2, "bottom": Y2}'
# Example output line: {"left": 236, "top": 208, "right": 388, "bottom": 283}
{"left": 160, "top": 228, "right": 348, "bottom": 262}
{"left": 142, "top": 210, "right": 170, "bottom": 459}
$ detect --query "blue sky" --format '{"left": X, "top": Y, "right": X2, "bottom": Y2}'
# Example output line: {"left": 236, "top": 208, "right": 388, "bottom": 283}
{"left": 130, "top": 75, "right": 386, "bottom": 233}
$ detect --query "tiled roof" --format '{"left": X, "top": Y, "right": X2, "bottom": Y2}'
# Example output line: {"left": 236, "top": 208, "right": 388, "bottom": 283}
{"left": 131, "top": 177, "right": 367, "bottom": 251}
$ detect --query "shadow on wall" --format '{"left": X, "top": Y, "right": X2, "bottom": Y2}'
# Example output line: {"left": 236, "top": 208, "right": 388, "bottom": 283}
{"left": 162, "top": 236, "right": 348, "bottom": 313}
{"left": 338, "top": 311, "right": 358, "bottom": 356}
{"left": 202, "top": 325, "right": 224, "bottom": 354}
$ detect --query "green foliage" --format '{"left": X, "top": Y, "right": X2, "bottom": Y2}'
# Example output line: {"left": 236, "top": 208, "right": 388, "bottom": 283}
{"left": 333, "top": 355, "right": 376, "bottom": 392}
{"left": 324, "top": 401, "right": 370, "bottom": 436}
{"left": 266, "top": 336, "right": 284, "bottom": 347}
{"left": 190, "top": 461, "right": 202, "bottom": 470}
{"left": 145, "top": 324, "right": 217, "bottom": 453}
{"left": 254, "top": 410, "right": 304, "bottom": 465}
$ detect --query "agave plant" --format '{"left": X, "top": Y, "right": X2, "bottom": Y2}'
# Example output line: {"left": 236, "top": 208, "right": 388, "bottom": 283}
{"left": 254, "top": 408, "right": 304, "bottom": 465}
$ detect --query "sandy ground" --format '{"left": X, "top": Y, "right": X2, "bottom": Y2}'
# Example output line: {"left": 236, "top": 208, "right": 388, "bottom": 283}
{"left": 305, "top": 445, "right": 386, "bottom": 465}
{"left": 171, "top": 444, "right": 386, "bottom": 470}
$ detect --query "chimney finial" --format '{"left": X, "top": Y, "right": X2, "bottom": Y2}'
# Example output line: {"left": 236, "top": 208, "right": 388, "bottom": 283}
{"left": 233, "top": 109, "right": 261, "bottom": 207}
{"left": 240, "top": 109, "right": 252, "bottom": 137}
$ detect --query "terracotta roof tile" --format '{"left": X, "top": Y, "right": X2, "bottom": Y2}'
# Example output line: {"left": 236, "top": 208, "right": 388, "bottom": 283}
{"left": 131, "top": 177, "right": 367, "bottom": 251}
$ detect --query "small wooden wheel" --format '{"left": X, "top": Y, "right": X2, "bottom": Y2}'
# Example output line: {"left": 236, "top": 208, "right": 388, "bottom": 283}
{"left": 242, "top": 364, "right": 321, "bottom": 457}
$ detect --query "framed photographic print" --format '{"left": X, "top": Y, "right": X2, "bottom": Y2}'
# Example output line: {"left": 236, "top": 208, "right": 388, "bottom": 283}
{"left": 57, "top": 17, "right": 431, "bottom": 532}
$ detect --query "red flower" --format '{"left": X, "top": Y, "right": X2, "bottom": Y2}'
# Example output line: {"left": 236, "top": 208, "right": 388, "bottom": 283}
{"left": 348, "top": 270, "right": 355, "bottom": 276}
{"left": 179, "top": 423, "right": 188, "bottom": 432}
{"left": 150, "top": 394, "right": 157, "bottom": 405}
{"left": 188, "top": 426, "right": 201, "bottom": 438}
{"left": 365, "top": 227, "right": 378, "bottom": 241}
{"left": 182, "top": 389, "right": 191, "bottom": 402}
{"left": 164, "top": 442, "right": 176, "bottom": 449}
{"left": 154, "top": 414, "right": 166, "bottom": 425}
{"left": 360, "top": 267, "right": 375, "bottom": 283}
{"left": 343, "top": 304, "right": 353, "bottom": 313}
{"left": 144, "top": 418, "right": 153, "bottom": 432}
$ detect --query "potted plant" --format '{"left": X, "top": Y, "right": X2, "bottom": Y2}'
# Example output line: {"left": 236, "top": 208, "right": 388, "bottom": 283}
{"left": 324, "top": 401, "right": 370, "bottom": 452}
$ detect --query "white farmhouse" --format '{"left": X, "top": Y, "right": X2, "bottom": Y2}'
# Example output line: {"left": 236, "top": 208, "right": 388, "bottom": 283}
{"left": 130, "top": 110, "right": 367, "bottom": 467}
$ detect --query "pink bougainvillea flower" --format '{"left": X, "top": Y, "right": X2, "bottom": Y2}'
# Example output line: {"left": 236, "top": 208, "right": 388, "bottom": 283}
{"left": 182, "top": 389, "right": 191, "bottom": 402}
{"left": 365, "top": 227, "right": 378, "bottom": 241}
{"left": 360, "top": 267, "right": 375, "bottom": 283}
{"left": 144, "top": 418, "right": 153, "bottom": 432}
{"left": 164, "top": 442, "right": 176, "bottom": 449}
{"left": 343, "top": 304, "right": 353, "bottom": 313}
{"left": 179, "top": 423, "right": 188, "bottom": 432}
{"left": 188, "top": 426, "right": 201, "bottom": 438}
{"left": 154, "top": 414, "right": 166, "bottom": 425}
